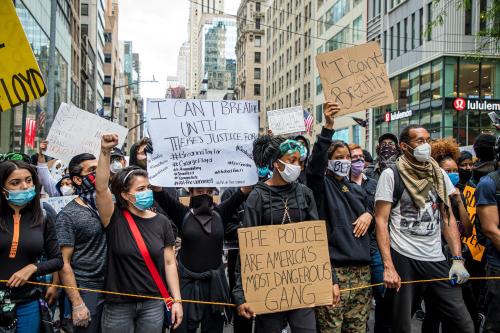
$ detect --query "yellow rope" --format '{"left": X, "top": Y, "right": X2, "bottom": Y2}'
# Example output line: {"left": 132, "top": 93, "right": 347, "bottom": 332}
{"left": 2, "top": 276, "right": 499, "bottom": 307}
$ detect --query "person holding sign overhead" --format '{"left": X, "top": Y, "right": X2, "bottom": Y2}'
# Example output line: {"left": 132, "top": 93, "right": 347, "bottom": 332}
{"left": 234, "top": 135, "right": 319, "bottom": 332}
{"left": 151, "top": 181, "right": 251, "bottom": 333}
{"left": 95, "top": 134, "right": 183, "bottom": 332}
{"left": 307, "top": 102, "right": 373, "bottom": 333}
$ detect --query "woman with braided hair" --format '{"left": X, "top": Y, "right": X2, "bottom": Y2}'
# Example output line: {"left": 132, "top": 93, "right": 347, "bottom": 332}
{"left": 233, "top": 134, "right": 319, "bottom": 332}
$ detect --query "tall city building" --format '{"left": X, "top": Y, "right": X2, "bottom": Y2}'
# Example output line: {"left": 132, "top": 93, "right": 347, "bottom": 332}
{"left": 368, "top": 0, "right": 500, "bottom": 150}
{"left": 263, "top": 0, "right": 316, "bottom": 133}
{"left": 313, "top": 0, "right": 368, "bottom": 146}
{"left": 198, "top": 15, "right": 237, "bottom": 99}
{"left": 103, "top": 0, "right": 122, "bottom": 121}
{"left": 70, "top": 0, "right": 82, "bottom": 108}
{"left": 236, "top": 0, "right": 265, "bottom": 132}
{"left": 0, "top": 0, "right": 72, "bottom": 153}
{"left": 81, "top": 0, "right": 106, "bottom": 111}
{"left": 188, "top": 0, "right": 224, "bottom": 97}
{"left": 177, "top": 41, "right": 190, "bottom": 94}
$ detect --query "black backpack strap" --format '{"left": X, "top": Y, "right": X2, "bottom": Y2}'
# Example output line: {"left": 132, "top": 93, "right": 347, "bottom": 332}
{"left": 390, "top": 164, "right": 405, "bottom": 208}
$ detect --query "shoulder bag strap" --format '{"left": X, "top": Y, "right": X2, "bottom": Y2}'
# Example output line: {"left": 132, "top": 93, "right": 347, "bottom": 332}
{"left": 123, "top": 210, "right": 173, "bottom": 308}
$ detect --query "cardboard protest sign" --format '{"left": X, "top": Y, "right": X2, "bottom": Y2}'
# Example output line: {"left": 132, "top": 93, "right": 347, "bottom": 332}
{"left": 45, "top": 103, "right": 128, "bottom": 163}
{"left": 267, "top": 106, "right": 306, "bottom": 135}
{"left": 238, "top": 221, "right": 332, "bottom": 315}
{"left": 462, "top": 185, "right": 485, "bottom": 261}
{"left": 316, "top": 42, "right": 394, "bottom": 116}
{"left": 146, "top": 99, "right": 259, "bottom": 187}
{"left": 41, "top": 196, "right": 77, "bottom": 214}
{"left": 0, "top": 0, "right": 47, "bottom": 112}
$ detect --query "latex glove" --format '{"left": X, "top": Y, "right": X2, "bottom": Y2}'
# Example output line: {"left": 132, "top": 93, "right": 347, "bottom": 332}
{"left": 449, "top": 260, "right": 470, "bottom": 284}
{"left": 72, "top": 303, "right": 91, "bottom": 327}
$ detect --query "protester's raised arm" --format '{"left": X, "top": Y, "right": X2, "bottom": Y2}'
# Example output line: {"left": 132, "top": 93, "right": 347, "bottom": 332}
{"left": 306, "top": 102, "right": 339, "bottom": 188}
{"left": 96, "top": 134, "right": 117, "bottom": 227}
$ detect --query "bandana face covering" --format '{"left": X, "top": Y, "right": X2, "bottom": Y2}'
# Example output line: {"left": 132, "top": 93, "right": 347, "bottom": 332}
{"left": 76, "top": 172, "right": 98, "bottom": 214}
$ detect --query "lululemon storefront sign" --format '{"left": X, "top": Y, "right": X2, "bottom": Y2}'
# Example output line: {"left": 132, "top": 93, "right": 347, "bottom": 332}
{"left": 385, "top": 110, "right": 413, "bottom": 123}
{"left": 453, "top": 98, "right": 500, "bottom": 112}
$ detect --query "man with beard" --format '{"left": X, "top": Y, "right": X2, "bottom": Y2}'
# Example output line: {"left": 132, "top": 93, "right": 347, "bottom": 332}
{"left": 365, "top": 133, "right": 401, "bottom": 181}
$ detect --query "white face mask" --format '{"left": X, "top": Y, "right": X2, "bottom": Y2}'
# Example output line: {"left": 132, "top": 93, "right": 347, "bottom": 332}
{"left": 277, "top": 160, "right": 302, "bottom": 183}
{"left": 60, "top": 185, "right": 75, "bottom": 196}
{"left": 412, "top": 143, "right": 432, "bottom": 162}
{"left": 328, "top": 159, "right": 351, "bottom": 177}
{"left": 110, "top": 160, "right": 123, "bottom": 174}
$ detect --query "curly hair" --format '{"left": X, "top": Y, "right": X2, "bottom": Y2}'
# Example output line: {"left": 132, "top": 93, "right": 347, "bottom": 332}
{"left": 252, "top": 135, "right": 287, "bottom": 168}
{"left": 431, "top": 137, "right": 460, "bottom": 164}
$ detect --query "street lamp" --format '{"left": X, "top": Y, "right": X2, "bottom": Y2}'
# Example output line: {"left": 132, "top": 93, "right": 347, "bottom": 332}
{"left": 110, "top": 78, "right": 157, "bottom": 122}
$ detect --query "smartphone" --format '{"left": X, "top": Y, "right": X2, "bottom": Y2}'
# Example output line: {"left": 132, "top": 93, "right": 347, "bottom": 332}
{"left": 488, "top": 111, "right": 499, "bottom": 124}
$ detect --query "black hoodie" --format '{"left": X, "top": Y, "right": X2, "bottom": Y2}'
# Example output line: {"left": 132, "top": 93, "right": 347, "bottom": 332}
{"left": 232, "top": 181, "right": 319, "bottom": 305}
{"left": 306, "top": 127, "right": 372, "bottom": 276}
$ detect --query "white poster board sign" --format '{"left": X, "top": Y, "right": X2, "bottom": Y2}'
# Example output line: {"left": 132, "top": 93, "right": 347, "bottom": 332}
{"left": 146, "top": 99, "right": 259, "bottom": 187}
{"left": 45, "top": 103, "right": 129, "bottom": 163}
{"left": 41, "top": 195, "right": 77, "bottom": 214}
{"left": 266, "top": 106, "right": 305, "bottom": 135}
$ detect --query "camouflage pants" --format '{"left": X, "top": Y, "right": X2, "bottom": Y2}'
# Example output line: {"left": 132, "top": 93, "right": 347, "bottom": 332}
{"left": 316, "top": 265, "right": 372, "bottom": 333}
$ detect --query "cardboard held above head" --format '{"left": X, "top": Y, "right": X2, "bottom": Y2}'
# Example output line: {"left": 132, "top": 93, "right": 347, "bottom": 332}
{"left": 316, "top": 42, "right": 394, "bottom": 116}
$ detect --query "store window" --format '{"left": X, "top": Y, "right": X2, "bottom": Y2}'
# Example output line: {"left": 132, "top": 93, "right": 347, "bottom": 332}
{"left": 352, "top": 125, "right": 361, "bottom": 144}
{"left": 481, "top": 61, "right": 499, "bottom": 99}
{"left": 316, "top": 76, "right": 323, "bottom": 95}
{"left": 458, "top": 60, "right": 480, "bottom": 98}
{"left": 431, "top": 59, "right": 442, "bottom": 100}
{"left": 444, "top": 57, "right": 458, "bottom": 97}
{"left": 420, "top": 64, "right": 431, "bottom": 105}
{"left": 399, "top": 72, "right": 409, "bottom": 110}
{"left": 352, "top": 16, "right": 362, "bottom": 42}
{"left": 333, "top": 127, "right": 349, "bottom": 142}
{"left": 409, "top": 68, "right": 420, "bottom": 106}
{"left": 316, "top": 104, "right": 323, "bottom": 123}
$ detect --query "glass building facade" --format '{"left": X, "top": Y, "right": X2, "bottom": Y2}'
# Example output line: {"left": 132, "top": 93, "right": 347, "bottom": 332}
{"left": 202, "top": 18, "right": 237, "bottom": 90}
{"left": 0, "top": 0, "right": 70, "bottom": 154}
{"left": 373, "top": 56, "right": 500, "bottom": 150}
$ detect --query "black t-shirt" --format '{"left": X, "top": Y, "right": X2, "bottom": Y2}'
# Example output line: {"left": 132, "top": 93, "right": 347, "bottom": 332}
{"left": 0, "top": 206, "right": 63, "bottom": 287}
{"left": 104, "top": 207, "right": 176, "bottom": 302}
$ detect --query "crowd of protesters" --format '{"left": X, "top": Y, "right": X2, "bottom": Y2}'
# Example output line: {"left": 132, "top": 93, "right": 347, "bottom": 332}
{"left": 0, "top": 102, "right": 499, "bottom": 333}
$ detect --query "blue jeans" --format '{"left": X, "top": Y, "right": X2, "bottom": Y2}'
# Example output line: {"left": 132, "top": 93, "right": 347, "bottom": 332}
{"left": 101, "top": 300, "right": 164, "bottom": 333}
{"left": 16, "top": 300, "right": 40, "bottom": 333}
{"left": 371, "top": 247, "right": 391, "bottom": 333}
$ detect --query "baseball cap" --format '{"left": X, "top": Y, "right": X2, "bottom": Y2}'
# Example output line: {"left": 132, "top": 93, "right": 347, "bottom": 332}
{"left": 110, "top": 148, "right": 125, "bottom": 158}
{"left": 378, "top": 133, "right": 398, "bottom": 145}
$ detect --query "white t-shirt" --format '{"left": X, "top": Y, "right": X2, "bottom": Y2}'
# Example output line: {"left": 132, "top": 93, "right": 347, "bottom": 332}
{"left": 375, "top": 168, "right": 455, "bottom": 262}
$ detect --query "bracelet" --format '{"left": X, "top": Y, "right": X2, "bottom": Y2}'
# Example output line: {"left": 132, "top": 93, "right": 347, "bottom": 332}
{"left": 451, "top": 256, "right": 465, "bottom": 261}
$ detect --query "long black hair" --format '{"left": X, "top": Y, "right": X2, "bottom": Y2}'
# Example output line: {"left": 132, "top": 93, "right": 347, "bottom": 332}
{"left": 0, "top": 160, "right": 44, "bottom": 230}
{"left": 253, "top": 135, "right": 287, "bottom": 170}
{"left": 110, "top": 166, "right": 148, "bottom": 209}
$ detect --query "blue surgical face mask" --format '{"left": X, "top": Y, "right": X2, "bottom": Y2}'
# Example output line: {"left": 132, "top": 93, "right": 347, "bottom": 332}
{"left": 448, "top": 172, "right": 460, "bottom": 187}
{"left": 4, "top": 187, "right": 37, "bottom": 206}
{"left": 132, "top": 189, "right": 154, "bottom": 211}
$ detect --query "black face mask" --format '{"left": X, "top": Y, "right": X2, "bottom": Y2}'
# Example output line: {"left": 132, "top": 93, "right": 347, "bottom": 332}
{"left": 189, "top": 194, "right": 214, "bottom": 233}
{"left": 190, "top": 194, "right": 214, "bottom": 211}
{"left": 458, "top": 168, "right": 472, "bottom": 184}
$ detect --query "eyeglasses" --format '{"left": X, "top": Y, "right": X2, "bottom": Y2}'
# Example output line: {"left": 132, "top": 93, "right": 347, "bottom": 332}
{"left": 381, "top": 142, "right": 396, "bottom": 147}
{"left": 279, "top": 140, "right": 306, "bottom": 158}
{"left": 410, "top": 138, "right": 432, "bottom": 145}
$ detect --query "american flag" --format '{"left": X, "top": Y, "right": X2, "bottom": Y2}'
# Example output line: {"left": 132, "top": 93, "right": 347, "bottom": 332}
{"left": 304, "top": 110, "right": 313, "bottom": 134}
{"left": 36, "top": 104, "right": 46, "bottom": 128}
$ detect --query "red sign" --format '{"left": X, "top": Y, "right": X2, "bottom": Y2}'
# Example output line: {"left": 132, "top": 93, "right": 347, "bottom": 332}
{"left": 384, "top": 112, "right": 391, "bottom": 123}
{"left": 453, "top": 98, "right": 466, "bottom": 111}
